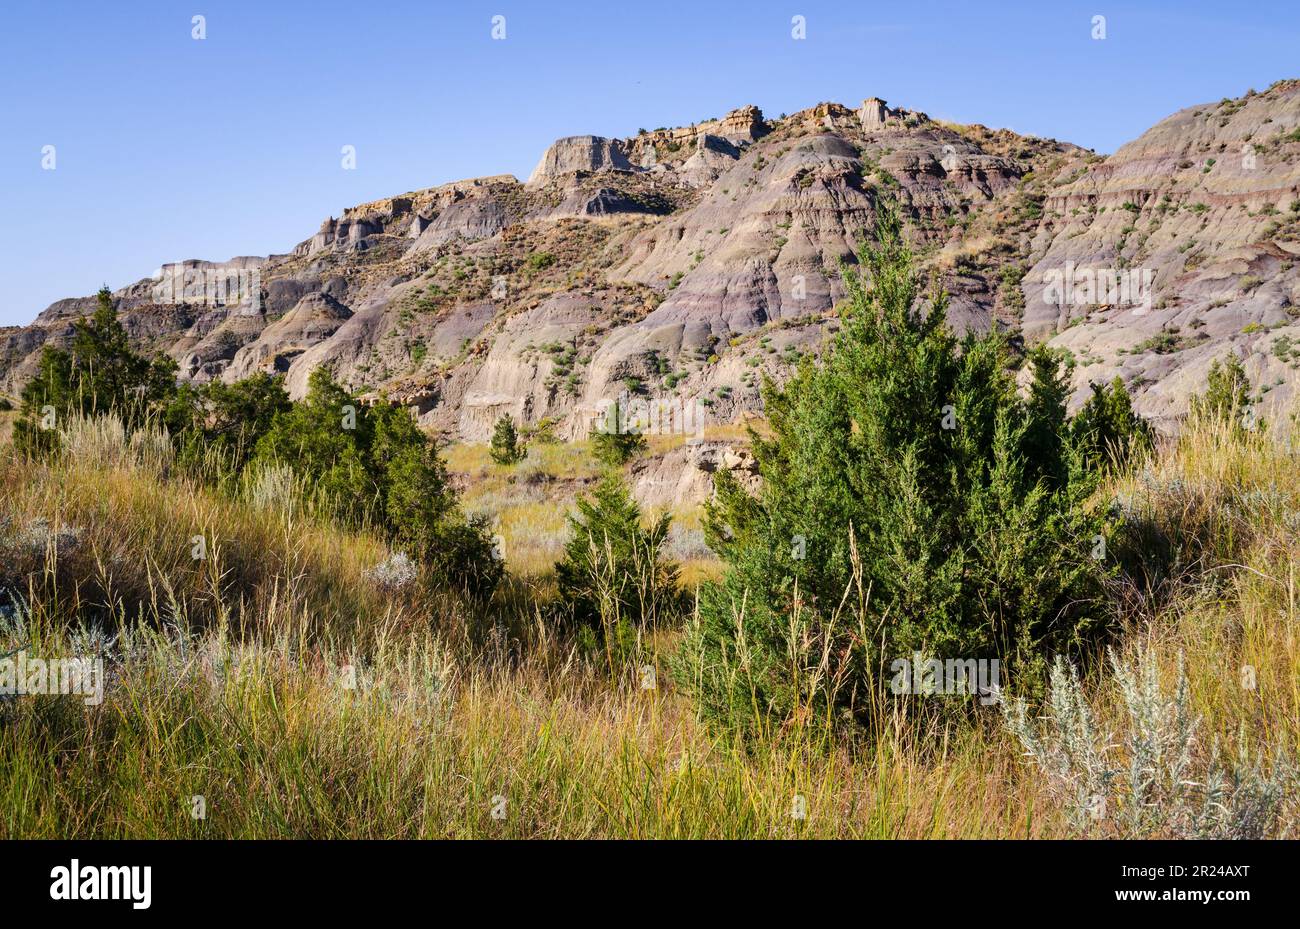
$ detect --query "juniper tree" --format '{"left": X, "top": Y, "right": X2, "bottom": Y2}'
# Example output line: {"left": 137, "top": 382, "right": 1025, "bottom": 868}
{"left": 14, "top": 288, "right": 180, "bottom": 455}
{"left": 555, "top": 472, "right": 678, "bottom": 643}
{"left": 1022, "top": 344, "right": 1074, "bottom": 490}
{"left": 253, "top": 368, "right": 500, "bottom": 598}
{"left": 1069, "top": 376, "right": 1153, "bottom": 473}
{"left": 170, "top": 372, "right": 293, "bottom": 479}
{"left": 373, "top": 401, "right": 501, "bottom": 598}
{"left": 1190, "top": 355, "right": 1253, "bottom": 429}
{"left": 675, "top": 208, "right": 1109, "bottom": 738}
{"left": 489, "top": 414, "right": 525, "bottom": 465}
{"left": 590, "top": 400, "right": 648, "bottom": 466}
{"left": 253, "top": 367, "right": 374, "bottom": 523}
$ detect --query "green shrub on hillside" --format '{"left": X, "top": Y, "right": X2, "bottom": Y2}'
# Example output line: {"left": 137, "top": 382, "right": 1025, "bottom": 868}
{"left": 590, "top": 401, "right": 648, "bottom": 466}
{"left": 14, "top": 288, "right": 181, "bottom": 455}
{"left": 1069, "top": 376, "right": 1154, "bottom": 473}
{"left": 675, "top": 209, "right": 1110, "bottom": 738}
{"left": 592, "top": 418, "right": 647, "bottom": 467}
{"left": 10, "top": 289, "right": 500, "bottom": 601}
{"left": 253, "top": 368, "right": 501, "bottom": 599}
{"left": 591, "top": 429, "right": 646, "bottom": 467}
{"left": 1190, "top": 354, "right": 1254, "bottom": 429}
{"left": 555, "top": 472, "right": 678, "bottom": 649}
{"left": 172, "top": 372, "right": 293, "bottom": 479}
{"left": 525, "top": 251, "right": 556, "bottom": 272}
{"left": 489, "top": 414, "right": 525, "bottom": 465}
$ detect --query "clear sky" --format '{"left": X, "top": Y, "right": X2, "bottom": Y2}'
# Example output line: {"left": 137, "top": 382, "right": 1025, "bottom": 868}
{"left": 2, "top": 0, "right": 1298, "bottom": 325}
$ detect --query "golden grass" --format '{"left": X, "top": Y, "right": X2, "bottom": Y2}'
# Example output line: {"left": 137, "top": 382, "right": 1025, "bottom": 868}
{"left": 448, "top": 438, "right": 720, "bottom": 583}
{"left": 1, "top": 413, "right": 1297, "bottom": 838}
{"left": 1104, "top": 418, "right": 1300, "bottom": 759}
{"left": 1, "top": 610, "right": 1054, "bottom": 839}
{"left": 0, "top": 417, "right": 440, "bottom": 651}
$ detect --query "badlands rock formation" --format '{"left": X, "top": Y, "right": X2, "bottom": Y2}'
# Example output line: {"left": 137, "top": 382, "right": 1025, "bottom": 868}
{"left": 4, "top": 84, "right": 1299, "bottom": 444}
{"left": 527, "top": 136, "right": 634, "bottom": 185}
{"left": 1024, "top": 89, "right": 1300, "bottom": 426}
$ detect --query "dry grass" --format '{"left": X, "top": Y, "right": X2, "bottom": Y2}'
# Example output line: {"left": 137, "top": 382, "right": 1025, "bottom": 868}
{"left": 1, "top": 611, "right": 1052, "bottom": 839}
{"left": 1106, "top": 417, "right": 1300, "bottom": 758}
{"left": 448, "top": 437, "right": 720, "bottom": 584}
{"left": 1, "top": 412, "right": 1297, "bottom": 838}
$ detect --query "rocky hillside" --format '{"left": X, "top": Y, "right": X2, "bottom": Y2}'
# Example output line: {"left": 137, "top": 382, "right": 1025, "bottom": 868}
{"left": 5, "top": 82, "right": 1299, "bottom": 439}
{"left": 1025, "top": 83, "right": 1300, "bottom": 426}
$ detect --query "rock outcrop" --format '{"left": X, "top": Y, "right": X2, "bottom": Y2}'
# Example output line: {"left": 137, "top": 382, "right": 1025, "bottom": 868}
{"left": 527, "top": 136, "right": 634, "bottom": 186}
{"left": 4, "top": 82, "right": 1298, "bottom": 444}
{"left": 225, "top": 292, "right": 353, "bottom": 379}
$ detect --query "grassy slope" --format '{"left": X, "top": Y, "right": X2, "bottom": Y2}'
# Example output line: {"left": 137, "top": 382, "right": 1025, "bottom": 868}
{"left": 446, "top": 431, "right": 728, "bottom": 588}
{"left": 0, "top": 415, "right": 1296, "bottom": 838}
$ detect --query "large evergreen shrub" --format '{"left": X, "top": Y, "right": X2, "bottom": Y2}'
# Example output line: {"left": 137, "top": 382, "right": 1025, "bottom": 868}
{"left": 185, "top": 372, "right": 293, "bottom": 471}
{"left": 674, "top": 209, "right": 1110, "bottom": 738}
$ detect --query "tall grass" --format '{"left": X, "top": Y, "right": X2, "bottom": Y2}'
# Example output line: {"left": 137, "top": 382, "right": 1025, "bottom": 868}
{"left": 0, "top": 412, "right": 1297, "bottom": 838}
{"left": 1, "top": 603, "right": 1048, "bottom": 839}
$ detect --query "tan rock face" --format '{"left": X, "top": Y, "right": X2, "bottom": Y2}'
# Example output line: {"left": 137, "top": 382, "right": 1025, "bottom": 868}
{"left": 623, "top": 105, "right": 771, "bottom": 170}
{"left": 630, "top": 440, "right": 761, "bottom": 509}
{"left": 4, "top": 82, "right": 1298, "bottom": 443}
{"left": 526, "top": 136, "right": 634, "bottom": 186}
{"left": 858, "top": 98, "right": 890, "bottom": 131}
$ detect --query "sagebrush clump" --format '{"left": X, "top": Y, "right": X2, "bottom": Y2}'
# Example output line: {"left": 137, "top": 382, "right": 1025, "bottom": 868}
{"left": 1005, "top": 649, "right": 1295, "bottom": 838}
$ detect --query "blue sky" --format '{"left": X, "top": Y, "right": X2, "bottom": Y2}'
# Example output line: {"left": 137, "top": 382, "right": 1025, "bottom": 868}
{"left": 2, "top": 0, "right": 1297, "bottom": 324}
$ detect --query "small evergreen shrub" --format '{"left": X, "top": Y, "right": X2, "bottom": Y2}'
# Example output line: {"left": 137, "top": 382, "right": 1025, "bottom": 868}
{"left": 525, "top": 252, "right": 556, "bottom": 272}
{"left": 590, "top": 401, "right": 648, "bottom": 466}
{"left": 1190, "top": 355, "right": 1253, "bottom": 429}
{"left": 523, "top": 417, "right": 561, "bottom": 445}
{"left": 489, "top": 415, "right": 526, "bottom": 465}
{"left": 1069, "top": 376, "right": 1153, "bottom": 473}
{"left": 555, "top": 473, "right": 678, "bottom": 651}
